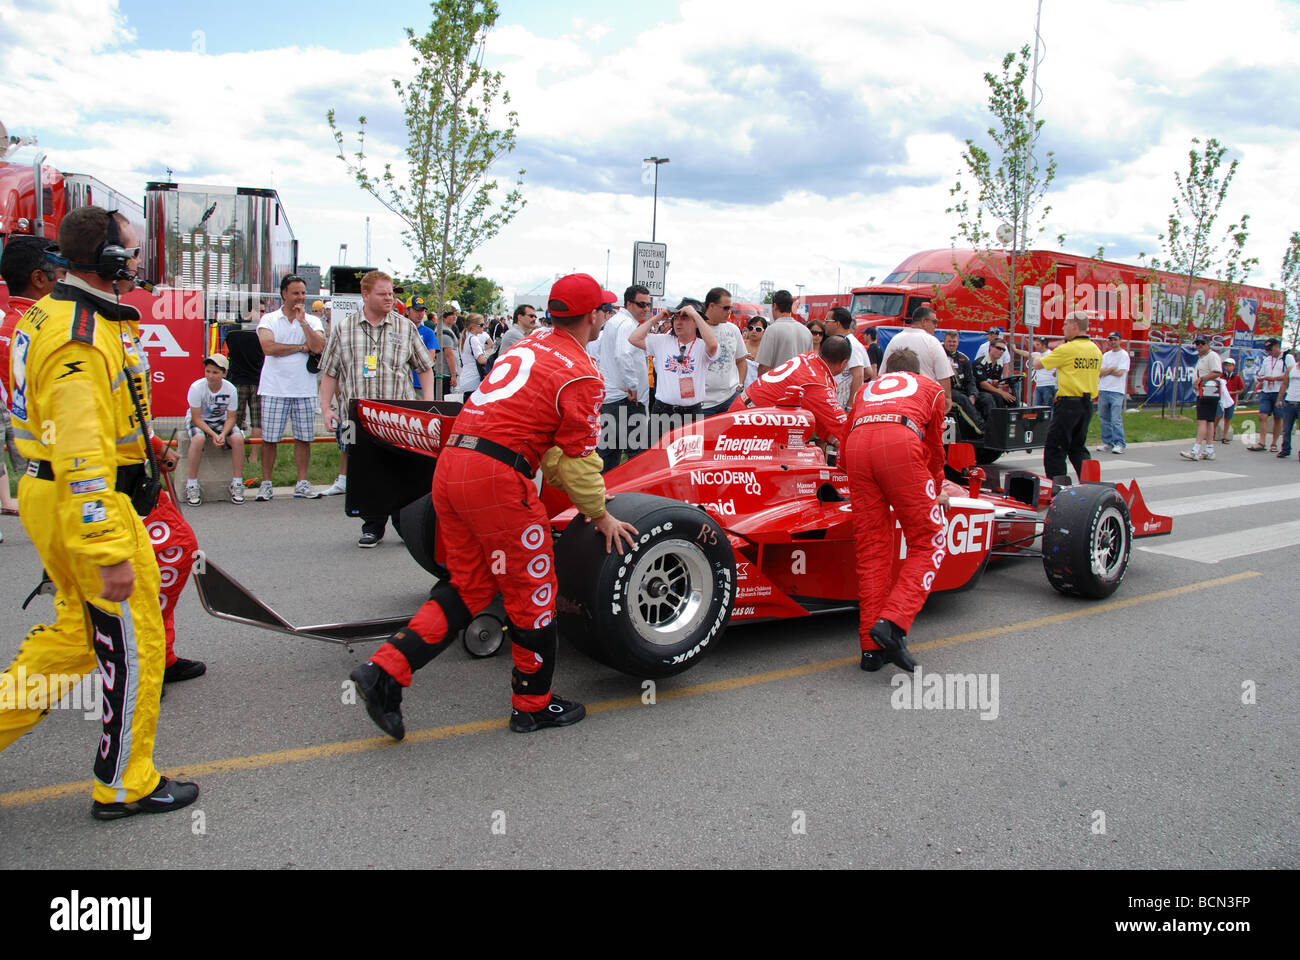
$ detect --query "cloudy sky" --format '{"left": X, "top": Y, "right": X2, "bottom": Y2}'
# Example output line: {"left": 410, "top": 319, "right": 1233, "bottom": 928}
{"left": 2, "top": 0, "right": 1298, "bottom": 306}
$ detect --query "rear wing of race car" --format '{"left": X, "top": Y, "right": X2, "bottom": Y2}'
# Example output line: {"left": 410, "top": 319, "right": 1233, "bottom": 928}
{"left": 344, "top": 399, "right": 460, "bottom": 523}
{"left": 193, "top": 557, "right": 408, "bottom": 645}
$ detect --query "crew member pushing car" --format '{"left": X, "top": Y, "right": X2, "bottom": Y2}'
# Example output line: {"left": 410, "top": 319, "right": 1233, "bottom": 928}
{"left": 842, "top": 348, "right": 949, "bottom": 673}
{"left": 731, "top": 334, "right": 852, "bottom": 446}
{"left": 350, "top": 273, "right": 638, "bottom": 739}
{"left": 1035, "top": 311, "right": 1101, "bottom": 482}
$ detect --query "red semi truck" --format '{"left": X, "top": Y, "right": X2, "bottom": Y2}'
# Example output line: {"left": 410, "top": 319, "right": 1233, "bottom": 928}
{"left": 2, "top": 131, "right": 297, "bottom": 415}
{"left": 847, "top": 248, "right": 1283, "bottom": 348}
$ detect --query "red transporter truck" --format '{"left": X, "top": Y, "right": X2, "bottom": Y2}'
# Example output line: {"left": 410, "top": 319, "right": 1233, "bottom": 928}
{"left": 795, "top": 293, "right": 849, "bottom": 324}
{"left": 848, "top": 248, "right": 1284, "bottom": 348}
{"left": 1, "top": 133, "right": 298, "bottom": 415}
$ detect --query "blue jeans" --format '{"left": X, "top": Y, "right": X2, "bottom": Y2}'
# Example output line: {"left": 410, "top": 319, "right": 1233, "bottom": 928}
{"left": 1278, "top": 399, "right": 1300, "bottom": 456}
{"left": 1033, "top": 384, "right": 1057, "bottom": 407}
{"left": 1098, "top": 390, "right": 1125, "bottom": 447}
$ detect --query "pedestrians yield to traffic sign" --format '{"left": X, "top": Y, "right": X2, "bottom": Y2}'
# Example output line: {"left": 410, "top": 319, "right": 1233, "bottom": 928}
{"left": 633, "top": 241, "right": 667, "bottom": 297}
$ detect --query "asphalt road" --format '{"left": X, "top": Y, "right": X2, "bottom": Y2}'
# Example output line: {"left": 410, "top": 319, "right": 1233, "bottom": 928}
{"left": 1, "top": 438, "right": 1296, "bottom": 869}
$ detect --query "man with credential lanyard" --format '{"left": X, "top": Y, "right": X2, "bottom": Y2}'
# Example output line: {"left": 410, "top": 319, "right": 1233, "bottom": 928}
{"left": 628, "top": 300, "right": 718, "bottom": 419}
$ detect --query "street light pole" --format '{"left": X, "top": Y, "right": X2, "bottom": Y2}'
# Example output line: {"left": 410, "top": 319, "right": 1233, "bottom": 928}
{"left": 643, "top": 156, "right": 670, "bottom": 241}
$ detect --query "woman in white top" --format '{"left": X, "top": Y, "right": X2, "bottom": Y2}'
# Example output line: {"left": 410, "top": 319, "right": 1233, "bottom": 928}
{"left": 628, "top": 302, "right": 719, "bottom": 414}
{"left": 742, "top": 317, "right": 766, "bottom": 391}
{"left": 457, "top": 313, "right": 493, "bottom": 396}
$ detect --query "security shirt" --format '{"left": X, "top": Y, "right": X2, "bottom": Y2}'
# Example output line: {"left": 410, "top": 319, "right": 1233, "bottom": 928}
{"left": 1038, "top": 336, "right": 1102, "bottom": 398}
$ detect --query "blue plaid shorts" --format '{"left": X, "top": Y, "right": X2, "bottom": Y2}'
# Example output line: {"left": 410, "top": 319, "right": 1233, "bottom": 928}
{"left": 260, "top": 395, "right": 316, "bottom": 442}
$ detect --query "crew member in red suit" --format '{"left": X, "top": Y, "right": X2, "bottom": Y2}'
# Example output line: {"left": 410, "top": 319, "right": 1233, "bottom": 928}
{"left": 731, "top": 335, "right": 852, "bottom": 446}
{"left": 350, "top": 273, "right": 638, "bottom": 739}
{"left": 842, "top": 347, "right": 949, "bottom": 673}
{"left": 146, "top": 435, "right": 206, "bottom": 683}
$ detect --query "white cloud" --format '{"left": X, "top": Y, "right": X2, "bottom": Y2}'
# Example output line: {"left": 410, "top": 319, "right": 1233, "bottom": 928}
{"left": 2, "top": 0, "right": 1297, "bottom": 305}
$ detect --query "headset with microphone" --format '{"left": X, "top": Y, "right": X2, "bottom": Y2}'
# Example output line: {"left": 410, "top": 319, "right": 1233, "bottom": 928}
{"left": 66, "top": 208, "right": 138, "bottom": 284}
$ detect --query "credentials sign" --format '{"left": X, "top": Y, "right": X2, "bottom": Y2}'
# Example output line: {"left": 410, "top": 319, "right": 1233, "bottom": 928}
{"left": 633, "top": 241, "right": 667, "bottom": 297}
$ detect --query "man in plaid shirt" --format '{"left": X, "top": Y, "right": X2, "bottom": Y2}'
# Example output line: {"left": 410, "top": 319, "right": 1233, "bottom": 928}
{"left": 319, "top": 270, "right": 435, "bottom": 547}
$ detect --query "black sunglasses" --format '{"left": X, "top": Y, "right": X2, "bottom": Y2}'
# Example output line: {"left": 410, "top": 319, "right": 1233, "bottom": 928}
{"left": 632, "top": 300, "right": 652, "bottom": 308}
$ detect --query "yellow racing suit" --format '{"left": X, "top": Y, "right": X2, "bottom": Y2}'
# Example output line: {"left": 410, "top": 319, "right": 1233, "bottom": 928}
{"left": 1, "top": 276, "right": 166, "bottom": 805}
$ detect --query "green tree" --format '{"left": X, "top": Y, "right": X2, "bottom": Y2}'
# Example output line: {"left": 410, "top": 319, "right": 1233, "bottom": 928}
{"left": 944, "top": 45, "right": 1060, "bottom": 344}
{"left": 762, "top": 290, "right": 774, "bottom": 304}
{"left": 1147, "top": 138, "right": 1257, "bottom": 343}
{"left": 1280, "top": 230, "right": 1300, "bottom": 349}
{"left": 328, "top": 0, "right": 524, "bottom": 317}
{"left": 452, "top": 273, "right": 503, "bottom": 314}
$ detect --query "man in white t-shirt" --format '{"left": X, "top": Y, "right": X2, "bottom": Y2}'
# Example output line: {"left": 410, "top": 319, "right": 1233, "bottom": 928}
{"left": 1248, "top": 338, "right": 1291, "bottom": 452}
{"left": 1180, "top": 336, "right": 1223, "bottom": 462}
{"left": 1031, "top": 336, "right": 1059, "bottom": 406}
{"left": 825, "top": 306, "right": 867, "bottom": 409}
{"left": 700, "top": 287, "right": 748, "bottom": 417}
{"left": 256, "top": 274, "right": 325, "bottom": 501}
{"left": 881, "top": 305, "right": 953, "bottom": 411}
{"left": 629, "top": 301, "right": 718, "bottom": 416}
{"left": 1096, "top": 332, "right": 1131, "bottom": 454}
{"left": 596, "top": 285, "right": 652, "bottom": 472}
{"left": 185, "top": 354, "right": 246, "bottom": 504}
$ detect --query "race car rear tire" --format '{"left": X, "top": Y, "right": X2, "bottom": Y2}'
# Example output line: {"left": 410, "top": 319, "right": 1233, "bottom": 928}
{"left": 398, "top": 493, "right": 450, "bottom": 581}
{"left": 1041, "top": 484, "right": 1132, "bottom": 598}
{"left": 555, "top": 493, "right": 735, "bottom": 679}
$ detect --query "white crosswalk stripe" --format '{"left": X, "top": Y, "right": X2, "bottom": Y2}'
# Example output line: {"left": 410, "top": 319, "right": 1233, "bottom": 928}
{"left": 1126, "top": 470, "right": 1245, "bottom": 489}
{"left": 1140, "top": 520, "right": 1300, "bottom": 563}
{"left": 1145, "top": 483, "right": 1300, "bottom": 518}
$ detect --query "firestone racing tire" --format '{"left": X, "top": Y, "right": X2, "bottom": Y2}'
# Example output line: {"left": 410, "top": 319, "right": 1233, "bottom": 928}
{"left": 555, "top": 493, "right": 735, "bottom": 679}
{"left": 1041, "top": 484, "right": 1132, "bottom": 599}
{"left": 398, "top": 493, "right": 450, "bottom": 581}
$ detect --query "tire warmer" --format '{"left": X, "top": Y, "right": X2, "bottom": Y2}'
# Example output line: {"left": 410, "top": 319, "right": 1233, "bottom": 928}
{"left": 144, "top": 490, "right": 198, "bottom": 668}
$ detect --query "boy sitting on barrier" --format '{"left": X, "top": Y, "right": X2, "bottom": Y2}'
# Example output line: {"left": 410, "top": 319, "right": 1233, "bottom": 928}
{"left": 185, "top": 354, "right": 246, "bottom": 504}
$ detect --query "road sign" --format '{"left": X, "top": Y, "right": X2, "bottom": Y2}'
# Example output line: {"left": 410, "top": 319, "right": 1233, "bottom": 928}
{"left": 633, "top": 241, "right": 667, "bottom": 297}
{"left": 1023, "top": 285, "right": 1042, "bottom": 327}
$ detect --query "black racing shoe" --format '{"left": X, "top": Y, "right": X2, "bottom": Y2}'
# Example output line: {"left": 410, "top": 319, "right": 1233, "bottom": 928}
{"left": 509, "top": 694, "right": 586, "bottom": 733}
{"left": 868, "top": 618, "right": 917, "bottom": 673}
{"left": 350, "top": 661, "right": 405, "bottom": 740}
{"left": 163, "top": 658, "right": 207, "bottom": 683}
{"left": 860, "top": 649, "right": 887, "bottom": 672}
{"left": 91, "top": 776, "right": 199, "bottom": 821}
{"left": 358, "top": 532, "right": 382, "bottom": 548}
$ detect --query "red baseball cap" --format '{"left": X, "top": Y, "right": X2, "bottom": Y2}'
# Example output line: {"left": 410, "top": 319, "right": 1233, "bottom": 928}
{"left": 548, "top": 273, "right": 616, "bottom": 318}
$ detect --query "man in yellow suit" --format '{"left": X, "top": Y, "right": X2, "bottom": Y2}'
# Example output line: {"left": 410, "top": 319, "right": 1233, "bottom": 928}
{"left": 1, "top": 206, "right": 199, "bottom": 820}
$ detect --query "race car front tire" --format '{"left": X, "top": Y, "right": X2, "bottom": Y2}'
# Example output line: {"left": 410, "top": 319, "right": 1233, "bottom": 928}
{"left": 1041, "top": 484, "right": 1132, "bottom": 598}
{"left": 555, "top": 493, "right": 736, "bottom": 679}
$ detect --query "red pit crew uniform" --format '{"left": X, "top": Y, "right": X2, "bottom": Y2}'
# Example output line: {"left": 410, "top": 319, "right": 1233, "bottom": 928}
{"left": 843, "top": 371, "right": 947, "bottom": 649}
{"left": 732, "top": 352, "right": 848, "bottom": 445}
{"left": 369, "top": 326, "right": 607, "bottom": 712}
{"left": 144, "top": 462, "right": 198, "bottom": 669}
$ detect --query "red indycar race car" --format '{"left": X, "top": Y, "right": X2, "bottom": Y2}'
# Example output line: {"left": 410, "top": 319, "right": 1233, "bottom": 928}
{"left": 195, "top": 391, "right": 1172, "bottom": 679}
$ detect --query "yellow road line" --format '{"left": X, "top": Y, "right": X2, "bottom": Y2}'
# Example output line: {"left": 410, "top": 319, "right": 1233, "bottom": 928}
{"left": 0, "top": 570, "right": 1260, "bottom": 810}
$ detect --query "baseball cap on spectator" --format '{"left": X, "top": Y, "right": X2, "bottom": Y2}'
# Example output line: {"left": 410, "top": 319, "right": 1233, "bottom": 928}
{"left": 1107, "top": 331, "right": 1120, "bottom": 340}
{"left": 311, "top": 300, "right": 325, "bottom": 311}
{"left": 989, "top": 326, "right": 1003, "bottom": 334}
{"left": 548, "top": 273, "right": 616, "bottom": 318}
{"left": 1193, "top": 335, "right": 1209, "bottom": 344}
{"left": 1224, "top": 357, "right": 1237, "bottom": 367}
{"left": 410, "top": 295, "right": 426, "bottom": 310}
{"left": 1264, "top": 338, "right": 1280, "bottom": 348}
{"left": 205, "top": 353, "right": 229, "bottom": 371}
